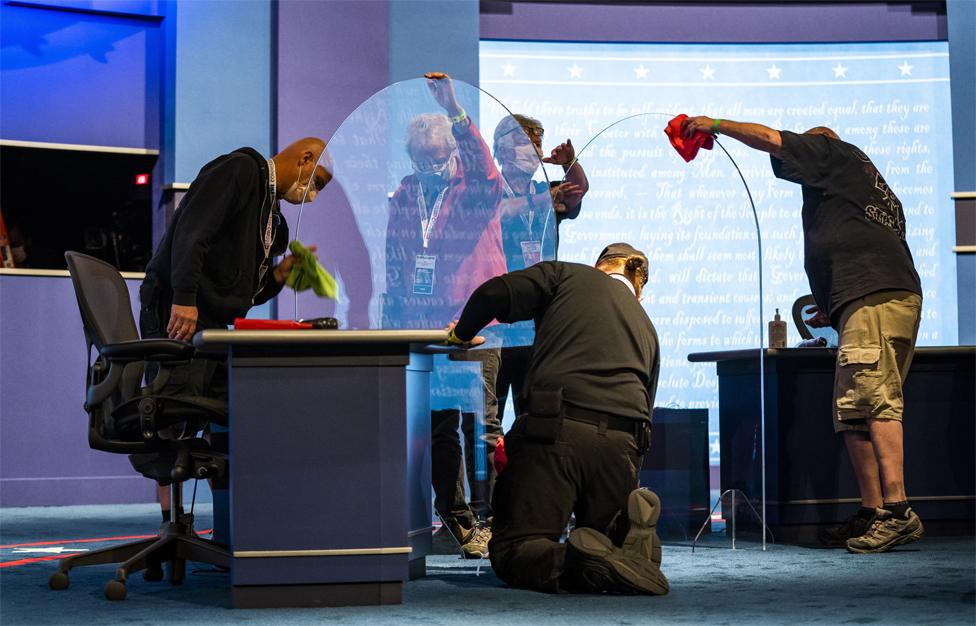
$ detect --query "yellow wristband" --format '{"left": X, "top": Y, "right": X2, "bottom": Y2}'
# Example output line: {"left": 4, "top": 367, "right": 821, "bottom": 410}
{"left": 448, "top": 109, "right": 468, "bottom": 125}
{"left": 447, "top": 328, "right": 466, "bottom": 345}
{"left": 712, "top": 118, "right": 722, "bottom": 133}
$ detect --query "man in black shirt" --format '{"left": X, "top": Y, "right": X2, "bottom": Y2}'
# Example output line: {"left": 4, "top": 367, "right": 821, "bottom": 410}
{"left": 683, "top": 116, "right": 924, "bottom": 553}
{"left": 447, "top": 243, "right": 668, "bottom": 595}
{"left": 140, "top": 137, "right": 330, "bottom": 519}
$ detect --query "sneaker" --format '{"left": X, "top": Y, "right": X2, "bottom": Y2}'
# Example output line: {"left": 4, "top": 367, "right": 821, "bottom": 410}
{"left": 819, "top": 509, "right": 877, "bottom": 547}
{"left": 562, "top": 528, "right": 669, "bottom": 595}
{"left": 461, "top": 524, "right": 491, "bottom": 559}
{"left": 620, "top": 489, "right": 662, "bottom": 566}
{"left": 846, "top": 508, "right": 924, "bottom": 554}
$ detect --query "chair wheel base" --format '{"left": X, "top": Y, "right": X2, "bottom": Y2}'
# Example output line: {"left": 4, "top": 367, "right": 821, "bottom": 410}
{"left": 104, "top": 579, "right": 127, "bottom": 601}
{"left": 49, "top": 571, "right": 69, "bottom": 590}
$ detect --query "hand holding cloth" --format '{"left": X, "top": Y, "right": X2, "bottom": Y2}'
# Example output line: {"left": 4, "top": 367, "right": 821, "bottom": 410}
{"left": 665, "top": 113, "right": 714, "bottom": 162}
{"left": 285, "top": 240, "right": 338, "bottom": 299}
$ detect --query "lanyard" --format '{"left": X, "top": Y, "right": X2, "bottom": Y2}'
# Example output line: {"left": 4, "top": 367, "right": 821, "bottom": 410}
{"left": 501, "top": 174, "right": 535, "bottom": 238}
{"left": 263, "top": 159, "right": 277, "bottom": 260}
{"left": 417, "top": 182, "right": 448, "bottom": 249}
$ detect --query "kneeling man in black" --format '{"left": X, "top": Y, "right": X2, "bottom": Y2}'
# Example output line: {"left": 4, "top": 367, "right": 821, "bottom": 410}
{"left": 446, "top": 243, "right": 668, "bottom": 595}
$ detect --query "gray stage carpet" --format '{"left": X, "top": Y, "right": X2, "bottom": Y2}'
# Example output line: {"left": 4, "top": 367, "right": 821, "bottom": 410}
{"left": 1, "top": 503, "right": 973, "bottom": 625}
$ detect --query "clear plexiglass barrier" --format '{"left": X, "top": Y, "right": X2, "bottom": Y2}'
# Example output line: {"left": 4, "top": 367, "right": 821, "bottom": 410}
{"left": 296, "top": 76, "right": 556, "bottom": 349}
{"left": 291, "top": 78, "right": 772, "bottom": 547}
{"left": 565, "top": 112, "right": 770, "bottom": 546}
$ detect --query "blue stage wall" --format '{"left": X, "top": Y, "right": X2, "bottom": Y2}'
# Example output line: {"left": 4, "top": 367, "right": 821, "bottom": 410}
{"left": 946, "top": 0, "right": 976, "bottom": 345}
{"left": 162, "top": 0, "right": 273, "bottom": 185}
{"left": 0, "top": 1, "right": 162, "bottom": 148}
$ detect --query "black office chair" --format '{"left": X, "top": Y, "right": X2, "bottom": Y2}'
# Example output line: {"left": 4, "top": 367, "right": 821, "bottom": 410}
{"left": 50, "top": 252, "right": 230, "bottom": 601}
{"left": 792, "top": 293, "right": 839, "bottom": 347}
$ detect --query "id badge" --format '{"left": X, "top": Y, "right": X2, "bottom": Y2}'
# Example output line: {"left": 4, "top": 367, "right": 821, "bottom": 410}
{"left": 412, "top": 254, "right": 436, "bottom": 295}
{"left": 520, "top": 240, "right": 542, "bottom": 267}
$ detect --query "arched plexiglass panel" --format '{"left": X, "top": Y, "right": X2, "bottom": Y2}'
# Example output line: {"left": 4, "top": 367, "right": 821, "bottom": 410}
{"left": 291, "top": 76, "right": 555, "bottom": 347}
{"left": 287, "top": 77, "right": 558, "bottom": 534}
{"left": 566, "top": 112, "right": 771, "bottom": 547}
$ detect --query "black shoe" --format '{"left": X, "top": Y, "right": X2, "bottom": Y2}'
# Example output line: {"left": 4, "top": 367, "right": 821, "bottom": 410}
{"left": 819, "top": 508, "right": 877, "bottom": 547}
{"left": 562, "top": 528, "right": 668, "bottom": 595}
{"left": 620, "top": 489, "right": 662, "bottom": 566}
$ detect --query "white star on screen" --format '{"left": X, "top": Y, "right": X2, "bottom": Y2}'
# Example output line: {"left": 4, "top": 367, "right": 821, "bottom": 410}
{"left": 898, "top": 61, "right": 914, "bottom": 77}
{"left": 710, "top": 439, "right": 721, "bottom": 456}
{"left": 832, "top": 63, "right": 848, "bottom": 78}
{"left": 568, "top": 63, "right": 584, "bottom": 78}
{"left": 634, "top": 64, "right": 649, "bottom": 79}
{"left": 766, "top": 64, "right": 782, "bottom": 80}
{"left": 501, "top": 61, "right": 516, "bottom": 77}
{"left": 700, "top": 64, "right": 716, "bottom": 80}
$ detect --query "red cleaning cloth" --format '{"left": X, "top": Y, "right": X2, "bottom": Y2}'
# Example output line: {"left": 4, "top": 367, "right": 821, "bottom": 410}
{"left": 664, "top": 114, "right": 714, "bottom": 162}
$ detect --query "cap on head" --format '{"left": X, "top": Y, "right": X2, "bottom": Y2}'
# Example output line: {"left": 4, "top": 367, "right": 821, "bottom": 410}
{"left": 596, "top": 242, "right": 647, "bottom": 268}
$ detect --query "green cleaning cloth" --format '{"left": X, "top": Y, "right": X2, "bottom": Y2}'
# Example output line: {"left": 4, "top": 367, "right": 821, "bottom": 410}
{"left": 286, "top": 240, "right": 338, "bottom": 299}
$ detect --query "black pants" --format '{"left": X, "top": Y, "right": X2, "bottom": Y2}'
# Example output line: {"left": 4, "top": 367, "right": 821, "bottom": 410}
{"left": 431, "top": 348, "right": 503, "bottom": 524}
{"left": 489, "top": 416, "right": 643, "bottom": 593}
{"left": 138, "top": 277, "right": 227, "bottom": 400}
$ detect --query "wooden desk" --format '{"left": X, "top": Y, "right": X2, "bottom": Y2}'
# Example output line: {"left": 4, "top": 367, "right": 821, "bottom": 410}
{"left": 688, "top": 347, "right": 975, "bottom": 541}
{"left": 194, "top": 329, "right": 444, "bottom": 608}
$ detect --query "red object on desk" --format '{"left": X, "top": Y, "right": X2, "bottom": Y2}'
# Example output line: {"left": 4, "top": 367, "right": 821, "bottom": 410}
{"left": 664, "top": 113, "right": 714, "bottom": 162}
{"left": 233, "top": 318, "right": 313, "bottom": 330}
{"left": 494, "top": 435, "right": 508, "bottom": 475}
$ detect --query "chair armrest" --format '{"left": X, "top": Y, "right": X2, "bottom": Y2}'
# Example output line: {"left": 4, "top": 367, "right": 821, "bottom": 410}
{"left": 100, "top": 339, "right": 194, "bottom": 362}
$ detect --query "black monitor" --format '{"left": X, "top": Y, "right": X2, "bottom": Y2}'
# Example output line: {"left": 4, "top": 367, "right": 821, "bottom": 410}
{"left": 0, "top": 145, "right": 157, "bottom": 272}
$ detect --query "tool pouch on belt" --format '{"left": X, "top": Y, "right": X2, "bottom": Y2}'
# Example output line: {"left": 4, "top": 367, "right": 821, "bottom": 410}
{"left": 635, "top": 421, "right": 651, "bottom": 456}
{"left": 523, "top": 387, "right": 564, "bottom": 444}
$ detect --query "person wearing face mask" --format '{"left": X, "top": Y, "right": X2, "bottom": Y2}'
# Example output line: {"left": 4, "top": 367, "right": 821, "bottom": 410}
{"left": 384, "top": 73, "right": 506, "bottom": 559}
{"left": 138, "top": 136, "right": 330, "bottom": 523}
{"left": 490, "top": 115, "right": 590, "bottom": 419}
{"left": 444, "top": 243, "right": 667, "bottom": 595}
{"left": 384, "top": 73, "right": 505, "bottom": 330}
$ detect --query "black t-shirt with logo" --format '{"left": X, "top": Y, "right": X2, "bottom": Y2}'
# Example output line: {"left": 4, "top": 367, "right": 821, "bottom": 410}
{"left": 771, "top": 131, "right": 921, "bottom": 325}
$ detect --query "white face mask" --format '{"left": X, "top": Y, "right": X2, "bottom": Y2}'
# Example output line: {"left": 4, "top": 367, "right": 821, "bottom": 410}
{"left": 413, "top": 154, "right": 456, "bottom": 189}
{"left": 282, "top": 164, "right": 317, "bottom": 205}
{"left": 510, "top": 142, "right": 543, "bottom": 175}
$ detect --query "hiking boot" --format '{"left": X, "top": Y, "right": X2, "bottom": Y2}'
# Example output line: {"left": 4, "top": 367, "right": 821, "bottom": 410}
{"left": 819, "top": 508, "right": 877, "bottom": 547}
{"left": 621, "top": 489, "right": 662, "bottom": 565}
{"left": 461, "top": 523, "right": 491, "bottom": 559}
{"left": 846, "top": 508, "right": 924, "bottom": 554}
{"left": 562, "top": 528, "right": 669, "bottom": 595}
{"left": 438, "top": 516, "right": 474, "bottom": 547}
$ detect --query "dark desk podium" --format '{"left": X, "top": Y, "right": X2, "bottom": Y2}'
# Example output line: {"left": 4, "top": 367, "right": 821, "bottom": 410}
{"left": 689, "top": 347, "right": 975, "bottom": 542}
{"left": 194, "top": 329, "right": 445, "bottom": 609}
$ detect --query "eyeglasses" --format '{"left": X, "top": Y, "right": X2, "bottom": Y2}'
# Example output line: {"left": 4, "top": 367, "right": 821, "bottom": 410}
{"left": 500, "top": 125, "right": 544, "bottom": 143}
{"left": 412, "top": 155, "right": 453, "bottom": 175}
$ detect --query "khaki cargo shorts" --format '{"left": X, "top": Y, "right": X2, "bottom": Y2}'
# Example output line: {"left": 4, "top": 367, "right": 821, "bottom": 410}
{"left": 833, "top": 290, "right": 922, "bottom": 432}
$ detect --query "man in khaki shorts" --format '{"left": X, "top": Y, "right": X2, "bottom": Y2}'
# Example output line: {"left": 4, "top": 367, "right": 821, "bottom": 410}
{"left": 681, "top": 115, "right": 924, "bottom": 553}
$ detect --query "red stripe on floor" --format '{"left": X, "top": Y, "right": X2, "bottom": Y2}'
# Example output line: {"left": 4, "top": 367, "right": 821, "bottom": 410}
{"left": 0, "top": 530, "right": 213, "bottom": 550}
{"left": 0, "top": 555, "right": 69, "bottom": 568}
